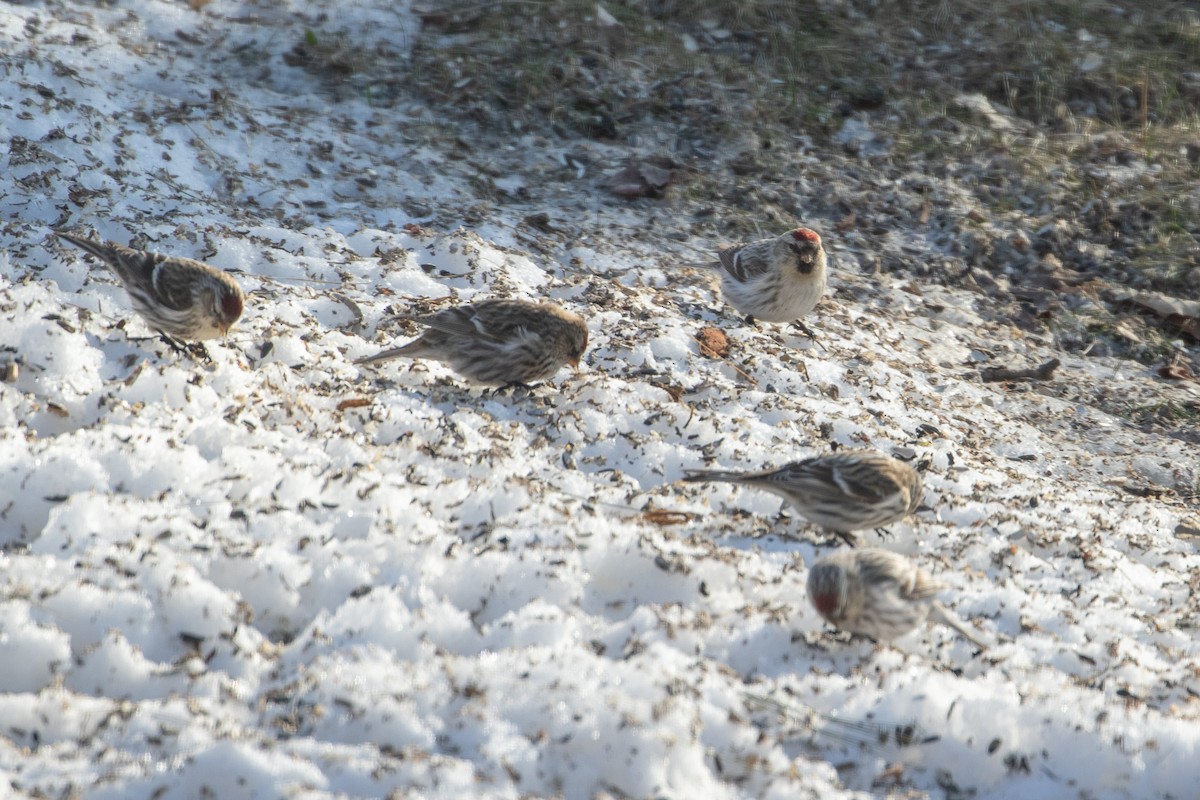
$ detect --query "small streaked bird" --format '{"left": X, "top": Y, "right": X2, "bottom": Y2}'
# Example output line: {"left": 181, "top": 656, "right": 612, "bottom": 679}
{"left": 354, "top": 298, "right": 588, "bottom": 386}
{"left": 54, "top": 231, "right": 244, "bottom": 342}
{"left": 807, "top": 547, "right": 991, "bottom": 650}
{"left": 714, "top": 226, "right": 828, "bottom": 335}
{"left": 682, "top": 449, "right": 922, "bottom": 544}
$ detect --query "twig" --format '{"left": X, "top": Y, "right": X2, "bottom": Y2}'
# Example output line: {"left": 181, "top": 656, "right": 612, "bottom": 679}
{"left": 979, "top": 357, "right": 1060, "bottom": 383}
{"left": 1140, "top": 67, "right": 1149, "bottom": 143}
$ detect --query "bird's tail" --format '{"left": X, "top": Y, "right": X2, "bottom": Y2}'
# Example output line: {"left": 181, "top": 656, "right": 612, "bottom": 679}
{"left": 54, "top": 231, "right": 113, "bottom": 262}
{"left": 929, "top": 601, "right": 992, "bottom": 651}
{"left": 53, "top": 231, "right": 147, "bottom": 286}
{"left": 681, "top": 469, "right": 750, "bottom": 485}
{"left": 353, "top": 340, "right": 424, "bottom": 366}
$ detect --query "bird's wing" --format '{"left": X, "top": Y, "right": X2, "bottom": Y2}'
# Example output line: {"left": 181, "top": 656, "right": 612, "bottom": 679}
{"left": 717, "top": 240, "right": 772, "bottom": 283}
{"left": 416, "top": 304, "right": 496, "bottom": 339}
{"left": 774, "top": 457, "right": 897, "bottom": 503}
{"left": 852, "top": 550, "right": 938, "bottom": 602}
{"left": 900, "top": 566, "right": 943, "bottom": 603}
{"left": 716, "top": 243, "right": 750, "bottom": 282}
{"left": 147, "top": 257, "right": 210, "bottom": 311}
{"left": 416, "top": 303, "right": 534, "bottom": 347}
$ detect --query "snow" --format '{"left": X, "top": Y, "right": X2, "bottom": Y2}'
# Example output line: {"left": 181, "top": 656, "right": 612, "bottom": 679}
{"left": 1, "top": 1, "right": 1198, "bottom": 798}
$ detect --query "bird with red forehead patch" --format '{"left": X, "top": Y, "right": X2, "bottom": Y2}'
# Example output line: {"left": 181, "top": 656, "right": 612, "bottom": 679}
{"left": 711, "top": 226, "right": 828, "bottom": 337}
{"left": 807, "top": 548, "right": 991, "bottom": 650}
{"left": 54, "top": 231, "right": 245, "bottom": 342}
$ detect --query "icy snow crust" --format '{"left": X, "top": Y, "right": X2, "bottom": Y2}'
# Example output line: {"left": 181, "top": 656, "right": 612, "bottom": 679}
{"left": 1, "top": 2, "right": 1198, "bottom": 798}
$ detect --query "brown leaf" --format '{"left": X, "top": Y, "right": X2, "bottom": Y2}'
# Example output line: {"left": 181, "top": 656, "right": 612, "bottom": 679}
{"left": 604, "top": 168, "right": 647, "bottom": 198}
{"left": 1116, "top": 480, "right": 1173, "bottom": 498}
{"left": 604, "top": 163, "right": 674, "bottom": 199}
{"left": 1010, "top": 287, "right": 1059, "bottom": 316}
{"left": 1116, "top": 290, "right": 1200, "bottom": 340}
{"left": 337, "top": 397, "right": 371, "bottom": 412}
{"left": 979, "top": 358, "right": 1060, "bottom": 383}
{"left": 642, "top": 509, "right": 693, "bottom": 526}
{"left": 415, "top": 5, "right": 486, "bottom": 32}
{"left": 522, "top": 212, "right": 559, "bottom": 233}
{"left": 332, "top": 293, "right": 364, "bottom": 328}
{"left": 834, "top": 212, "right": 857, "bottom": 232}
{"left": 1159, "top": 363, "right": 1193, "bottom": 381}
{"left": 695, "top": 327, "right": 730, "bottom": 358}
{"left": 1051, "top": 268, "right": 1097, "bottom": 288}
{"left": 638, "top": 164, "right": 673, "bottom": 188}
{"left": 1111, "top": 319, "right": 1143, "bottom": 345}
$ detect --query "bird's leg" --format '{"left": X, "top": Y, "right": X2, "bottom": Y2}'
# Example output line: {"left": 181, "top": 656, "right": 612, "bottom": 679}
{"left": 156, "top": 334, "right": 211, "bottom": 363}
{"left": 157, "top": 333, "right": 190, "bottom": 355}
{"left": 790, "top": 320, "right": 826, "bottom": 351}
{"left": 809, "top": 530, "right": 848, "bottom": 548}
{"left": 873, "top": 526, "right": 894, "bottom": 542}
{"left": 790, "top": 320, "right": 817, "bottom": 340}
{"left": 841, "top": 631, "right": 875, "bottom": 646}
{"left": 490, "top": 381, "right": 533, "bottom": 399}
{"left": 836, "top": 531, "right": 864, "bottom": 548}
{"left": 186, "top": 342, "right": 214, "bottom": 363}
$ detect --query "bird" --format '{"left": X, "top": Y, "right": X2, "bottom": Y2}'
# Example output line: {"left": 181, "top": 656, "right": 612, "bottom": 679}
{"left": 807, "top": 547, "right": 991, "bottom": 650}
{"left": 54, "top": 231, "right": 244, "bottom": 342}
{"left": 354, "top": 298, "right": 588, "bottom": 386}
{"left": 713, "top": 227, "right": 827, "bottom": 336}
{"left": 681, "top": 449, "right": 923, "bottom": 545}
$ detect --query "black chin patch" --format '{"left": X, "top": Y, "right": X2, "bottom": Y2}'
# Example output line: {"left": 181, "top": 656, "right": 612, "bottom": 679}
{"left": 790, "top": 242, "right": 816, "bottom": 273}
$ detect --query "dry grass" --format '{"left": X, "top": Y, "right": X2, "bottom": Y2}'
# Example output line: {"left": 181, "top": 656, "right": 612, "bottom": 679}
{"left": 288, "top": 1, "right": 1200, "bottom": 294}
{"left": 292, "top": 2, "right": 1200, "bottom": 129}
{"left": 273, "top": 1, "right": 1200, "bottom": 438}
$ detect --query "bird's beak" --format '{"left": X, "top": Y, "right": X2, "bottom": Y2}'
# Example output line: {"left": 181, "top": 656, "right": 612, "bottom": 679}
{"left": 569, "top": 355, "right": 582, "bottom": 372}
